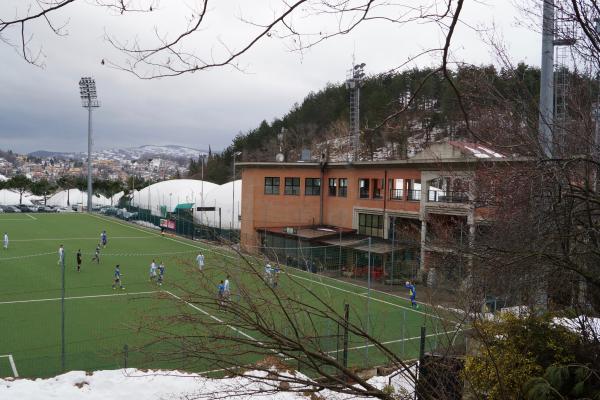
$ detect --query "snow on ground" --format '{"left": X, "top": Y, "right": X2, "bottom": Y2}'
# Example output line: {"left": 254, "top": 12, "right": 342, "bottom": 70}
{"left": 0, "top": 367, "right": 415, "bottom": 400}
{"left": 554, "top": 316, "right": 600, "bottom": 339}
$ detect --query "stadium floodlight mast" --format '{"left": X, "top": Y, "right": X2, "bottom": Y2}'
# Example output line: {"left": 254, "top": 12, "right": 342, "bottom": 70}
{"left": 79, "top": 77, "right": 100, "bottom": 213}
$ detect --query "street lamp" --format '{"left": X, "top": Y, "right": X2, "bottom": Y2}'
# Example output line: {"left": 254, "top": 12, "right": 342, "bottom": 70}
{"left": 79, "top": 77, "right": 100, "bottom": 213}
{"left": 232, "top": 151, "right": 242, "bottom": 231}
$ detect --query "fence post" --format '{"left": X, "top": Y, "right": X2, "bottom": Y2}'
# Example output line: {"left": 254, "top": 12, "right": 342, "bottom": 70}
{"left": 123, "top": 344, "right": 129, "bottom": 369}
{"left": 61, "top": 249, "right": 66, "bottom": 372}
{"left": 366, "top": 237, "right": 372, "bottom": 363}
{"left": 343, "top": 303, "right": 350, "bottom": 368}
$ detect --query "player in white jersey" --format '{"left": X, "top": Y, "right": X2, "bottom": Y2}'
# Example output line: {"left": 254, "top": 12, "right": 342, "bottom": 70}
{"left": 149, "top": 260, "right": 158, "bottom": 281}
{"left": 196, "top": 253, "right": 205, "bottom": 271}
{"left": 3, "top": 233, "right": 8, "bottom": 249}
{"left": 57, "top": 244, "right": 65, "bottom": 265}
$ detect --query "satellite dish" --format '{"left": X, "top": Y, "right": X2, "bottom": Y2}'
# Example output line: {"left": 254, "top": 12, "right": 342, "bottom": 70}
{"left": 276, "top": 153, "right": 285, "bottom": 162}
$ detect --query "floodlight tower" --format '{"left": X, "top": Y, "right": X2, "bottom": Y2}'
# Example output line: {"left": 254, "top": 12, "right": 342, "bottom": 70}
{"left": 79, "top": 77, "right": 100, "bottom": 212}
{"left": 539, "top": 0, "right": 554, "bottom": 157}
{"left": 346, "top": 62, "right": 366, "bottom": 161}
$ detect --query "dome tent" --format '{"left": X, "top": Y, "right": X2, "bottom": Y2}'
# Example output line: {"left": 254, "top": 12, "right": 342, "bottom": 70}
{"left": 47, "top": 189, "right": 111, "bottom": 208}
{"left": 131, "top": 179, "right": 219, "bottom": 216}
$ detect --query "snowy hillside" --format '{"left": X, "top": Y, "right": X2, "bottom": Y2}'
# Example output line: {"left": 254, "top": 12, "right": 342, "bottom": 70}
{"left": 29, "top": 145, "right": 208, "bottom": 163}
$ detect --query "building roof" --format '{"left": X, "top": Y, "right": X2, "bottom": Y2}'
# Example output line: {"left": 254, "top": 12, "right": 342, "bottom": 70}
{"left": 238, "top": 141, "right": 529, "bottom": 169}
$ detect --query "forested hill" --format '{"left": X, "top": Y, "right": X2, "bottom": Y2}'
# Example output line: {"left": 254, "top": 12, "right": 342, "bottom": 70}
{"left": 194, "top": 64, "right": 541, "bottom": 183}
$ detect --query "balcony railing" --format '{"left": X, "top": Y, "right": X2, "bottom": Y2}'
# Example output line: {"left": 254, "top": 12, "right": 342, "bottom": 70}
{"left": 390, "top": 188, "right": 404, "bottom": 200}
{"left": 407, "top": 189, "right": 421, "bottom": 201}
{"left": 428, "top": 190, "right": 469, "bottom": 203}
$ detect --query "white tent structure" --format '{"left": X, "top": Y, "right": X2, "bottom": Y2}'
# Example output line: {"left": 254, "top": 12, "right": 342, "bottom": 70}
{"left": 47, "top": 189, "right": 111, "bottom": 208}
{"left": 131, "top": 179, "right": 219, "bottom": 216}
{"left": 200, "top": 180, "right": 242, "bottom": 230}
{"left": 0, "top": 189, "right": 33, "bottom": 205}
{"left": 110, "top": 191, "right": 125, "bottom": 206}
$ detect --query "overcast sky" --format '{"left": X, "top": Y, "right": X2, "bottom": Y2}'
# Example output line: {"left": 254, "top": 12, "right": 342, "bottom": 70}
{"left": 0, "top": 1, "right": 541, "bottom": 154}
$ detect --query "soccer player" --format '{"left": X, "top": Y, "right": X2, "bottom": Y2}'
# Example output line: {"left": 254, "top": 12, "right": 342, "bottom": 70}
{"left": 264, "top": 262, "right": 273, "bottom": 286}
{"left": 100, "top": 230, "right": 108, "bottom": 248}
{"left": 196, "top": 253, "right": 205, "bottom": 271}
{"left": 405, "top": 281, "right": 418, "bottom": 309}
{"left": 3, "top": 232, "right": 8, "bottom": 250}
{"left": 112, "top": 265, "right": 124, "bottom": 290}
{"left": 76, "top": 249, "right": 82, "bottom": 272}
{"left": 157, "top": 261, "right": 165, "bottom": 286}
{"left": 217, "top": 280, "right": 225, "bottom": 306}
{"left": 223, "top": 275, "right": 231, "bottom": 300}
{"left": 57, "top": 244, "right": 65, "bottom": 265}
{"left": 272, "top": 265, "right": 281, "bottom": 288}
{"left": 149, "top": 260, "right": 157, "bottom": 282}
{"left": 91, "top": 244, "right": 101, "bottom": 264}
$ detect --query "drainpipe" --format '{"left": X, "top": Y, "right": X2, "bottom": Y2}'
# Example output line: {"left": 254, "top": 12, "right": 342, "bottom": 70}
{"left": 319, "top": 160, "right": 327, "bottom": 225}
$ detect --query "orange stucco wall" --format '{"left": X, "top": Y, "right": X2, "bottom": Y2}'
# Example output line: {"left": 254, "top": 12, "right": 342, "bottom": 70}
{"left": 240, "top": 165, "right": 425, "bottom": 248}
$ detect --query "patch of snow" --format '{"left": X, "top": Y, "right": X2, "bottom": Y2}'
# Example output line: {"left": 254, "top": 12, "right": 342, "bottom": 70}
{"left": 554, "top": 315, "right": 600, "bottom": 339}
{"left": 0, "top": 367, "right": 416, "bottom": 400}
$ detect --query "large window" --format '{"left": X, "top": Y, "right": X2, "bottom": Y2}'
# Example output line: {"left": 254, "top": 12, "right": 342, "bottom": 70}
{"left": 358, "top": 213, "right": 384, "bottom": 237}
{"left": 389, "top": 178, "right": 404, "bottom": 200}
{"left": 328, "top": 178, "right": 337, "bottom": 196}
{"left": 359, "top": 179, "right": 370, "bottom": 198}
{"left": 264, "top": 177, "right": 280, "bottom": 195}
{"left": 305, "top": 178, "right": 321, "bottom": 196}
{"left": 284, "top": 177, "right": 300, "bottom": 195}
{"left": 339, "top": 178, "right": 348, "bottom": 197}
{"left": 407, "top": 179, "right": 421, "bottom": 201}
{"left": 372, "top": 179, "right": 384, "bottom": 199}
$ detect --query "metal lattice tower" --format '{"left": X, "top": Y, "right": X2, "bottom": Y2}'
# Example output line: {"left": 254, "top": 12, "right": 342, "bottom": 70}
{"left": 346, "top": 62, "right": 365, "bottom": 161}
{"left": 553, "top": 8, "right": 577, "bottom": 155}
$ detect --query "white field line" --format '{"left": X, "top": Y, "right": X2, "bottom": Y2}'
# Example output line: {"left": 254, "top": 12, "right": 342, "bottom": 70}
{"left": 192, "top": 329, "right": 462, "bottom": 376}
{"left": 164, "top": 290, "right": 285, "bottom": 358}
{"left": 0, "top": 219, "right": 33, "bottom": 222}
{"left": 25, "top": 213, "right": 37, "bottom": 220}
{"left": 0, "top": 355, "right": 19, "bottom": 377}
{"left": 0, "top": 291, "right": 159, "bottom": 305}
{"left": 90, "top": 214, "right": 441, "bottom": 318}
{"left": 10, "top": 236, "right": 151, "bottom": 242}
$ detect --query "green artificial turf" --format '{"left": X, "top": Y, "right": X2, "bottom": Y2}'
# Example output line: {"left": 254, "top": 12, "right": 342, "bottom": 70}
{"left": 0, "top": 213, "right": 452, "bottom": 378}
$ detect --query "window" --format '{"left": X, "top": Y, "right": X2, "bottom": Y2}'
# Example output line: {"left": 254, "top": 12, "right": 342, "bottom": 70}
{"left": 359, "top": 179, "right": 370, "bottom": 198}
{"left": 407, "top": 179, "right": 421, "bottom": 201}
{"left": 339, "top": 178, "right": 348, "bottom": 197}
{"left": 389, "top": 178, "right": 404, "bottom": 200}
{"left": 372, "top": 179, "right": 384, "bottom": 199}
{"left": 264, "top": 177, "right": 280, "bottom": 195}
{"left": 358, "top": 213, "right": 384, "bottom": 237}
{"left": 305, "top": 178, "right": 321, "bottom": 195}
{"left": 284, "top": 177, "right": 300, "bottom": 195}
{"left": 328, "top": 178, "right": 337, "bottom": 196}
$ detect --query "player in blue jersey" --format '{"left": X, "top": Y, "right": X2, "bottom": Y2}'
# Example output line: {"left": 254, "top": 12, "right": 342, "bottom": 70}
{"left": 217, "top": 280, "right": 225, "bottom": 306}
{"left": 157, "top": 261, "right": 165, "bottom": 286}
{"left": 112, "top": 265, "right": 124, "bottom": 290}
{"left": 405, "top": 281, "right": 418, "bottom": 309}
{"left": 101, "top": 230, "right": 108, "bottom": 248}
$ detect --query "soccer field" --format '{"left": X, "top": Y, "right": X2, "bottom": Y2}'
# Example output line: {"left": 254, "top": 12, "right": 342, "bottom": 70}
{"left": 0, "top": 213, "right": 454, "bottom": 378}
